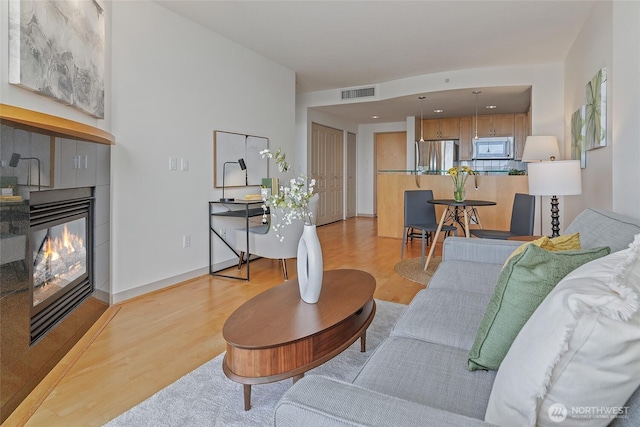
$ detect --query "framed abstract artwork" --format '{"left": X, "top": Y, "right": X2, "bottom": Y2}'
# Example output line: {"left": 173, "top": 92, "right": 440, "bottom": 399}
{"left": 571, "top": 106, "right": 586, "bottom": 169}
{"left": 584, "top": 68, "right": 607, "bottom": 151}
{"left": 214, "top": 131, "right": 269, "bottom": 188}
{"left": 9, "top": 0, "right": 106, "bottom": 118}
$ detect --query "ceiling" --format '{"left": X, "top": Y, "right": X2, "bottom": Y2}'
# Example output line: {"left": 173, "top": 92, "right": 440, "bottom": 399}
{"left": 311, "top": 85, "right": 533, "bottom": 124}
{"left": 155, "top": 0, "right": 595, "bottom": 124}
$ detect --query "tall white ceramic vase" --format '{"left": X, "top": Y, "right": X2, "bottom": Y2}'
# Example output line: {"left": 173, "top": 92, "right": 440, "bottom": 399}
{"left": 297, "top": 225, "right": 323, "bottom": 303}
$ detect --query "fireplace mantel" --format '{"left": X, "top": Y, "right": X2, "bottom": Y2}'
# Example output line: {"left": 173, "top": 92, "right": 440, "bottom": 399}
{"left": 0, "top": 104, "right": 115, "bottom": 145}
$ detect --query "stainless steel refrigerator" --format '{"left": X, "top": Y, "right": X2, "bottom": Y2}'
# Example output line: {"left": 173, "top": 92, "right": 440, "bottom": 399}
{"left": 415, "top": 140, "right": 459, "bottom": 173}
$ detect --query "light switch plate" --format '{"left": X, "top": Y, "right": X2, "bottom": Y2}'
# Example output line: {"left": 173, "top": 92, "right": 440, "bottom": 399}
{"left": 181, "top": 158, "right": 189, "bottom": 171}
{"left": 169, "top": 157, "right": 177, "bottom": 171}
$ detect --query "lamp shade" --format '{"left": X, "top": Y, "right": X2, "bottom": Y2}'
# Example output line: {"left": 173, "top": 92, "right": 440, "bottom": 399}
{"left": 521, "top": 136, "right": 560, "bottom": 162}
{"left": 9, "top": 153, "right": 21, "bottom": 167}
{"left": 528, "top": 160, "right": 582, "bottom": 196}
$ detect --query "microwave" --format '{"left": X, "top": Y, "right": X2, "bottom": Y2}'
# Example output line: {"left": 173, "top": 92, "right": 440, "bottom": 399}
{"left": 472, "top": 137, "right": 514, "bottom": 160}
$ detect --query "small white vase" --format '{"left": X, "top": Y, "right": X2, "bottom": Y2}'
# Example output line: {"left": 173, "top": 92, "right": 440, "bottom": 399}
{"left": 297, "top": 225, "right": 323, "bottom": 303}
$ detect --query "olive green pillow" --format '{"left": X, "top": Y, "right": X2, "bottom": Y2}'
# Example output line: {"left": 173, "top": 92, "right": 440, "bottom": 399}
{"left": 467, "top": 244, "right": 611, "bottom": 371}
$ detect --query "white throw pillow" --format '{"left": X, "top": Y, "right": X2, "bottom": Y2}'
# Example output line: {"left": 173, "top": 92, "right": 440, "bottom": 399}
{"left": 485, "top": 234, "right": 640, "bottom": 427}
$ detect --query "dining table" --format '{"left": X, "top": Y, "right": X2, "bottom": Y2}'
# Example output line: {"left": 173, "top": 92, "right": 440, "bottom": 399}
{"left": 423, "top": 199, "right": 497, "bottom": 270}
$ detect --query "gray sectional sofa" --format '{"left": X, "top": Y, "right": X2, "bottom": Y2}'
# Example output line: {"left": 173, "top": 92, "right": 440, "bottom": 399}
{"left": 274, "top": 209, "right": 640, "bottom": 426}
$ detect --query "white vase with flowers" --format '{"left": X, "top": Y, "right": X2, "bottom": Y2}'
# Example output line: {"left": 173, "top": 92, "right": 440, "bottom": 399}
{"left": 261, "top": 148, "right": 323, "bottom": 303}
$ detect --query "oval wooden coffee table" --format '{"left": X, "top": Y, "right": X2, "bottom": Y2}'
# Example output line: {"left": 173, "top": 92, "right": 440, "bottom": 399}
{"left": 222, "top": 269, "right": 376, "bottom": 410}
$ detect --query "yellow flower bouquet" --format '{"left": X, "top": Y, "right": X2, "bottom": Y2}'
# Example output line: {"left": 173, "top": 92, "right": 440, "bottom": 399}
{"left": 447, "top": 166, "right": 475, "bottom": 202}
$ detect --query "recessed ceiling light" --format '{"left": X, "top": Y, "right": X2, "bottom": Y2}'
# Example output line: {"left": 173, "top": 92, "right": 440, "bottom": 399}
{"left": 433, "top": 109, "right": 443, "bottom": 113}
{"left": 486, "top": 105, "right": 497, "bottom": 109}
{"left": 371, "top": 115, "right": 379, "bottom": 119}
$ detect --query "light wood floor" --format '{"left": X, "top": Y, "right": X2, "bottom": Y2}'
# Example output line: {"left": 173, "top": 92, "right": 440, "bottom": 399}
{"left": 6, "top": 217, "right": 441, "bottom": 427}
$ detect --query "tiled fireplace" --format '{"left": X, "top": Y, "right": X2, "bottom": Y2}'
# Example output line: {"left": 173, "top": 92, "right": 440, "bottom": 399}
{"left": 0, "top": 105, "right": 113, "bottom": 422}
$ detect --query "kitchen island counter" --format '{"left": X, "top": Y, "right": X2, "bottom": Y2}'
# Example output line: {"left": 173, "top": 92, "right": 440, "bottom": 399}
{"left": 377, "top": 173, "right": 529, "bottom": 239}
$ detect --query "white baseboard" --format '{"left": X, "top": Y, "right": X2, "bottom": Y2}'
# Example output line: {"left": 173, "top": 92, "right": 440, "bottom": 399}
{"left": 111, "top": 257, "right": 249, "bottom": 304}
{"left": 112, "top": 266, "right": 209, "bottom": 304}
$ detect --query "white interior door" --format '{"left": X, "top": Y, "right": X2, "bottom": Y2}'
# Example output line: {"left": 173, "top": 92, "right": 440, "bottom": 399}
{"left": 311, "top": 123, "right": 344, "bottom": 225}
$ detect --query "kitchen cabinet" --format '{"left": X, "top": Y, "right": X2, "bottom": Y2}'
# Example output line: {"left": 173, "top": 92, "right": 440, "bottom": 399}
{"left": 514, "top": 113, "right": 530, "bottom": 160}
{"left": 422, "top": 117, "right": 460, "bottom": 140}
{"left": 56, "top": 138, "right": 97, "bottom": 188}
{"left": 473, "top": 114, "right": 515, "bottom": 137}
{"left": 439, "top": 117, "right": 460, "bottom": 139}
{"left": 493, "top": 114, "right": 515, "bottom": 136}
{"left": 459, "top": 116, "right": 474, "bottom": 160}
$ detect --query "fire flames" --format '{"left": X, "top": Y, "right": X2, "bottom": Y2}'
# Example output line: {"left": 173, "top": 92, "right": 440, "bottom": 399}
{"left": 33, "top": 223, "right": 87, "bottom": 306}
{"left": 42, "top": 224, "right": 83, "bottom": 262}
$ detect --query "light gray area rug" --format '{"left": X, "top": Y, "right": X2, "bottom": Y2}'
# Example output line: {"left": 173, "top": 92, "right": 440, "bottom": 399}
{"left": 104, "top": 299, "right": 406, "bottom": 427}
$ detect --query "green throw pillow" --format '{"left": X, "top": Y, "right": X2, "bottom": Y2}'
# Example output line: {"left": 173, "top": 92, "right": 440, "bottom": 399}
{"left": 467, "top": 244, "right": 611, "bottom": 371}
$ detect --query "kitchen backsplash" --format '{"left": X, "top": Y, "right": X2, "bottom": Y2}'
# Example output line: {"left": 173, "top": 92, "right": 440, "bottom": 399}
{"left": 460, "top": 159, "right": 527, "bottom": 174}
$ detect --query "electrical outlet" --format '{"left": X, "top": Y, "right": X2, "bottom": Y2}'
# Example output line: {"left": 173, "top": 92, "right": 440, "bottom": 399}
{"left": 219, "top": 228, "right": 226, "bottom": 239}
{"left": 182, "top": 234, "right": 191, "bottom": 248}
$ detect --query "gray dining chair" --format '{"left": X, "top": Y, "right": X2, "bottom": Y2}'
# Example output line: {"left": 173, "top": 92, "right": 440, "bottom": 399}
{"left": 401, "top": 190, "right": 457, "bottom": 268}
{"left": 470, "top": 193, "right": 535, "bottom": 239}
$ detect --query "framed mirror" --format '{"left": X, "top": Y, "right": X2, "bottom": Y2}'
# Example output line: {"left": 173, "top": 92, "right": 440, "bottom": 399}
{"left": 214, "top": 131, "right": 268, "bottom": 188}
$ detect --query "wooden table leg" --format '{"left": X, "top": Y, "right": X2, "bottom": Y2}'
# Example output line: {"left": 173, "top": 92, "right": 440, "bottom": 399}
{"left": 463, "top": 207, "right": 470, "bottom": 238}
{"left": 243, "top": 384, "right": 251, "bottom": 411}
{"left": 360, "top": 330, "right": 367, "bottom": 352}
{"left": 424, "top": 207, "right": 448, "bottom": 271}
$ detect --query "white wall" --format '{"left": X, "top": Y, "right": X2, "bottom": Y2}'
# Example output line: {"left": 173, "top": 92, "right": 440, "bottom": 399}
{"left": 563, "top": 0, "right": 613, "bottom": 223}
{"left": 298, "top": 63, "right": 565, "bottom": 216}
{"left": 110, "top": 1, "right": 295, "bottom": 301}
{"left": 564, "top": 1, "right": 640, "bottom": 223}
{"left": 611, "top": 1, "right": 640, "bottom": 217}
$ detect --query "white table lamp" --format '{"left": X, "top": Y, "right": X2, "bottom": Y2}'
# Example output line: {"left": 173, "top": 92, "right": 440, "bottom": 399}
{"left": 528, "top": 160, "right": 582, "bottom": 237}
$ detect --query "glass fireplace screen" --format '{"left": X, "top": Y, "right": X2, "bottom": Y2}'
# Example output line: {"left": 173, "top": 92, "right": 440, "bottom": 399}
{"left": 32, "top": 217, "right": 87, "bottom": 308}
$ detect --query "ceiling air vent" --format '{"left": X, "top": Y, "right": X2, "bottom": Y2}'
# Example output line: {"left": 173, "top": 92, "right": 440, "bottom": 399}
{"left": 341, "top": 86, "right": 376, "bottom": 100}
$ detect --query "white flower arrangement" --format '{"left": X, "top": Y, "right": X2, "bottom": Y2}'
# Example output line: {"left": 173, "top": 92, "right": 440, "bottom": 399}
{"left": 260, "top": 148, "right": 316, "bottom": 240}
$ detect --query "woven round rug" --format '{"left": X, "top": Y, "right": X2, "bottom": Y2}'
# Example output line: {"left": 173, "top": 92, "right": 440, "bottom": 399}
{"left": 393, "top": 256, "right": 442, "bottom": 285}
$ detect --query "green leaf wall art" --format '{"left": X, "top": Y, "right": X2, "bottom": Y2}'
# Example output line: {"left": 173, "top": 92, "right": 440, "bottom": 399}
{"left": 571, "top": 105, "right": 586, "bottom": 168}
{"left": 584, "top": 68, "right": 607, "bottom": 150}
